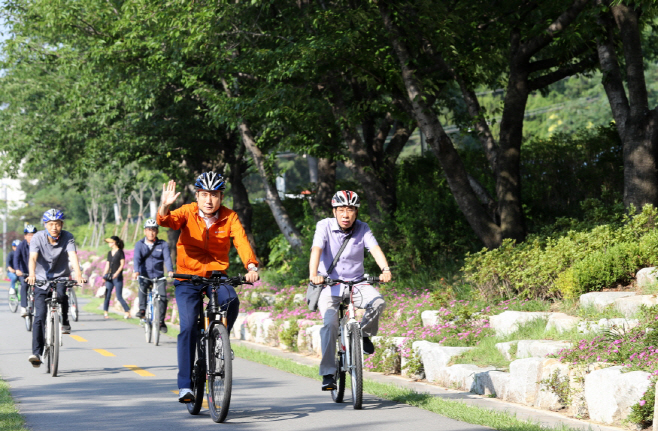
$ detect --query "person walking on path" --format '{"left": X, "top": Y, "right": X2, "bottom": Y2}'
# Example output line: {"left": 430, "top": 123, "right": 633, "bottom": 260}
{"left": 102, "top": 235, "right": 130, "bottom": 319}
{"left": 15, "top": 225, "right": 37, "bottom": 316}
{"left": 26, "top": 209, "right": 85, "bottom": 367}
{"left": 157, "top": 172, "right": 260, "bottom": 404}
{"left": 309, "top": 190, "right": 392, "bottom": 391}
{"left": 133, "top": 218, "right": 174, "bottom": 333}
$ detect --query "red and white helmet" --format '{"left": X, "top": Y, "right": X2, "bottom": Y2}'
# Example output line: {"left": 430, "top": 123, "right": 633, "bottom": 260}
{"left": 331, "top": 190, "right": 361, "bottom": 208}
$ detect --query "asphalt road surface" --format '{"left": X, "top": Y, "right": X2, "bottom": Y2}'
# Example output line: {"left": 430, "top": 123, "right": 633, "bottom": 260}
{"left": 0, "top": 284, "right": 490, "bottom": 431}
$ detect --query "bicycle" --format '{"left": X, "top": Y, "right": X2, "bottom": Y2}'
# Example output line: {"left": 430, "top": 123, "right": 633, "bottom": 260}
{"left": 7, "top": 283, "right": 18, "bottom": 313}
{"left": 138, "top": 275, "right": 167, "bottom": 346}
{"left": 173, "top": 271, "right": 249, "bottom": 423}
{"left": 320, "top": 276, "right": 380, "bottom": 410}
{"left": 68, "top": 284, "right": 79, "bottom": 322}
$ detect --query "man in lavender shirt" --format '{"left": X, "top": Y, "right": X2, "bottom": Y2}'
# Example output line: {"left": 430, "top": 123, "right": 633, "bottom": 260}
{"left": 309, "top": 190, "right": 392, "bottom": 391}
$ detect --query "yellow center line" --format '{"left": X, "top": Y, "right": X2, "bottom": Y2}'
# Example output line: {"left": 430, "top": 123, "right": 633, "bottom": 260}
{"left": 124, "top": 365, "right": 155, "bottom": 377}
{"left": 93, "top": 349, "right": 116, "bottom": 357}
{"left": 69, "top": 335, "right": 87, "bottom": 342}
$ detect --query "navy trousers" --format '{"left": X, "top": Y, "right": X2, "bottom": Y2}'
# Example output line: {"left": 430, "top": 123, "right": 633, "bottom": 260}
{"left": 32, "top": 282, "right": 69, "bottom": 356}
{"left": 175, "top": 279, "right": 239, "bottom": 389}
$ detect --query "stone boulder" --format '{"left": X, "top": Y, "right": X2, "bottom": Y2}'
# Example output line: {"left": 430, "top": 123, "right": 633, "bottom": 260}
{"left": 432, "top": 364, "right": 496, "bottom": 391}
{"left": 495, "top": 341, "right": 517, "bottom": 361}
{"left": 516, "top": 340, "right": 573, "bottom": 359}
{"left": 421, "top": 310, "right": 442, "bottom": 327}
{"left": 231, "top": 313, "right": 249, "bottom": 340}
{"left": 579, "top": 291, "right": 635, "bottom": 311}
{"left": 278, "top": 320, "right": 293, "bottom": 350}
{"left": 578, "top": 318, "right": 639, "bottom": 334}
{"left": 536, "top": 358, "right": 570, "bottom": 411}
{"left": 637, "top": 267, "right": 658, "bottom": 289}
{"left": 584, "top": 366, "right": 651, "bottom": 424}
{"left": 614, "top": 294, "right": 658, "bottom": 318}
{"left": 246, "top": 312, "right": 271, "bottom": 342}
{"left": 506, "top": 357, "right": 544, "bottom": 405}
{"left": 307, "top": 325, "right": 323, "bottom": 356}
{"left": 545, "top": 313, "right": 580, "bottom": 333}
{"left": 489, "top": 311, "right": 552, "bottom": 336}
{"left": 412, "top": 341, "right": 472, "bottom": 382}
{"left": 293, "top": 293, "right": 305, "bottom": 304}
{"left": 473, "top": 370, "right": 510, "bottom": 398}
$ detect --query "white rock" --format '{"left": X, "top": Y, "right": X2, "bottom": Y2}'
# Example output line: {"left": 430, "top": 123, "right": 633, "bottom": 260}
{"left": 293, "top": 293, "right": 305, "bottom": 304}
{"left": 506, "top": 357, "right": 544, "bottom": 405}
{"left": 261, "top": 318, "right": 277, "bottom": 346}
{"left": 536, "top": 358, "right": 570, "bottom": 411}
{"left": 546, "top": 313, "right": 580, "bottom": 333}
{"left": 278, "top": 320, "right": 293, "bottom": 350}
{"left": 432, "top": 364, "right": 496, "bottom": 391}
{"left": 308, "top": 325, "right": 323, "bottom": 356}
{"left": 637, "top": 267, "right": 658, "bottom": 289}
{"left": 585, "top": 366, "right": 651, "bottom": 424}
{"left": 495, "top": 341, "right": 518, "bottom": 361}
{"left": 421, "top": 310, "right": 442, "bottom": 327}
{"left": 231, "top": 313, "right": 248, "bottom": 339}
{"left": 412, "top": 341, "right": 472, "bottom": 382}
{"left": 246, "top": 312, "right": 271, "bottom": 342}
{"left": 516, "top": 340, "right": 573, "bottom": 359}
{"left": 579, "top": 291, "right": 635, "bottom": 311}
{"left": 614, "top": 294, "right": 658, "bottom": 318}
{"left": 489, "top": 311, "right": 552, "bottom": 336}
{"left": 578, "top": 318, "right": 640, "bottom": 334}
{"left": 474, "top": 370, "right": 510, "bottom": 398}
{"left": 122, "top": 287, "right": 134, "bottom": 300}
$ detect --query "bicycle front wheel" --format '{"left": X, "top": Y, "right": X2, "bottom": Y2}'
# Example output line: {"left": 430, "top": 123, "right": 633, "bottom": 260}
{"left": 349, "top": 324, "right": 363, "bottom": 409}
{"left": 8, "top": 289, "right": 18, "bottom": 313}
{"left": 51, "top": 312, "right": 60, "bottom": 377}
{"left": 208, "top": 324, "right": 232, "bottom": 423}
{"left": 152, "top": 301, "right": 160, "bottom": 346}
{"left": 331, "top": 347, "right": 346, "bottom": 403}
{"left": 69, "top": 289, "right": 79, "bottom": 322}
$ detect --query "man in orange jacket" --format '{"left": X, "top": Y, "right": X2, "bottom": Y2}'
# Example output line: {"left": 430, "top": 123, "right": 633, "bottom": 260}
{"left": 157, "top": 172, "right": 259, "bottom": 404}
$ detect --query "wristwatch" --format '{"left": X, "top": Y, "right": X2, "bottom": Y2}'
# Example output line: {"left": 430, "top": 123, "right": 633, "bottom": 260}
{"left": 248, "top": 263, "right": 259, "bottom": 272}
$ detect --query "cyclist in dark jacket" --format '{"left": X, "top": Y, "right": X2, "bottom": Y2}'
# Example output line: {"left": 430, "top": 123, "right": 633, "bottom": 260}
{"left": 133, "top": 219, "right": 174, "bottom": 333}
{"left": 15, "top": 225, "right": 37, "bottom": 316}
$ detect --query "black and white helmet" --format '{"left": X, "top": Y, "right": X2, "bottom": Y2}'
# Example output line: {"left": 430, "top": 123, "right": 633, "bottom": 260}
{"left": 331, "top": 190, "right": 361, "bottom": 208}
{"left": 143, "top": 219, "right": 158, "bottom": 229}
{"left": 194, "top": 172, "right": 226, "bottom": 191}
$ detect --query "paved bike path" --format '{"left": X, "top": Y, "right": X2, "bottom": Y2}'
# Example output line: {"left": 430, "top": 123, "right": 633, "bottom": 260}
{"left": 0, "top": 283, "right": 487, "bottom": 431}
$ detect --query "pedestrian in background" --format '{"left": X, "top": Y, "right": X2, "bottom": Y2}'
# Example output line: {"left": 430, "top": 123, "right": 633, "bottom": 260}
{"left": 7, "top": 240, "right": 20, "bottom": 295}
{"left": 102, "top": 235, "right": 130, "bottom": 319}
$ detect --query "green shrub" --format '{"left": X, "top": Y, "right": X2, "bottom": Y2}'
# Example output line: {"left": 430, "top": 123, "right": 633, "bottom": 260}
{"left": 463, "top": 204, "right": 658, "bottom": 299}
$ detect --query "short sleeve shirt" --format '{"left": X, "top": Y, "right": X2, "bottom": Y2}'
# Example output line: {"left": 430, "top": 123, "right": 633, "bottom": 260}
{"left": 29, "top": 230, "right": 76, "bottom": 287}
{"left": 107, "top": 249, "right": 125, "bottom": 276}
{"left": 311, "top": 218, "right": 378, "bottom": 281}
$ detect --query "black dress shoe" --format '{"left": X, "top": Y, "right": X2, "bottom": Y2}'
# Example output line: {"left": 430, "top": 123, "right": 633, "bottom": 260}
{"left": 322, "top": 374, "right": 337, "bottom": 391}
{"left": 363, "top": 336, "right": 375, "bottom": 355}
{"left": 136, "top": 309, "right": 145, "bottom": 319}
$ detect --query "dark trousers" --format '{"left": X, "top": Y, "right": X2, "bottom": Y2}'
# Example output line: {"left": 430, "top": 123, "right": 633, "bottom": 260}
{"left": 175, "top": 279, "right": 239, "bottom": 389}
{"left": 32, "top": 282, "right": 69, "bottom": 356}
{"left": 103, "top": 277, "right": 130, "bottom": 312}
{"left": 138, "top": 278, "right": 168, "bottom": 324}
{"left": 19, "top": 276, "right": 27, "bottom": 307}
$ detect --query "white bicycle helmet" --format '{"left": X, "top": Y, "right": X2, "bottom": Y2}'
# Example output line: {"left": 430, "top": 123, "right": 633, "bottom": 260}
{"left": 143, "top": 219, "right": 158, "bottom": 229}
{"left": 331, "top": 190, "right": 361, "bottom": 208}
{"left": 194, "top": 172, "right": 226, "bottom": 191}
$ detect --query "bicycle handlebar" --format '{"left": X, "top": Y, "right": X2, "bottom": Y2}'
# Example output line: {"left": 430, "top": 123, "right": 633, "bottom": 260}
{"left": 173, "top": 272, "right": 252, "bottom": 286}
{"left": 320, "top": 276, "right": 381, "bottom": 286}
{"left": 138, "top": 276, "right": 167, "bottom": 282}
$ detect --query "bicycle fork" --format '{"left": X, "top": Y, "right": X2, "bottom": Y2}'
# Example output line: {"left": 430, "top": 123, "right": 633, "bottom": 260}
{"left": 340, "top": 302, "right": 363, "bottom": 374}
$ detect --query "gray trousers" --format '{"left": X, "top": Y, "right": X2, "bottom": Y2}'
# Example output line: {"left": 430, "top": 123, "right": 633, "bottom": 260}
{"left": 318, "top": 283, "right": 386, "bottom": 376}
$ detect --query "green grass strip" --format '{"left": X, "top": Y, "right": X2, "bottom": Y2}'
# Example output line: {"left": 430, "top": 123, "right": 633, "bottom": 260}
{"left": 82, "top": 297, "right": 181, "bottom": 338}
{"left": 0, "top": 375, "right": 28, "bottom": 431}
{"left": 232, "top": 344, "right": 580, "bottom": 431}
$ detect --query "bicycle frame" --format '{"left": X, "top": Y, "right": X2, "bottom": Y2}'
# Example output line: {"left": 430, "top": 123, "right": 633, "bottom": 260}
{"left": 337, "top": 283, "right": 363, "bottom": 377}
{"left": 139, "top": 276, "right": 166, "bottom": 323}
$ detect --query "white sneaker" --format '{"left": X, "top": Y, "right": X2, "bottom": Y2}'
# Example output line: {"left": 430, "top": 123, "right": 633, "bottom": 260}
{"left": 28, "top": 355, "right": 41, "bottom": 368}
{"left": 20, "top": 307, "right": 28, "bottom": 317}
{"left": 178, "top": 388, "right": 194, "bottom": 403}
{"left": 9, "top": 288, "right": 16, "bottom": 295}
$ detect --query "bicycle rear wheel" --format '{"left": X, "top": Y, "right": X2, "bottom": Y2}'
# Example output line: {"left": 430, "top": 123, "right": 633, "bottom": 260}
{"left": 331, "top": 347, "right": 346, "bottom": 403}
{"left": 8, "top": 289, "right": 18, "bottom": 313}
{"left": 208, "top": 324, "right": 232, "bottom": 423}
{"left": 349, "top": 324, "right": 363, "bottom": 409}
{"left": 69, "top": 289, "right": 79, "bottom": 322}
{"left": 187, "top": 353, "right": 205, "bottom": 415}
{"left": 152, "top": 301, "right": 160, "bottom": 346}
{"left": 51, "top": 312, "right": 60, "bottom": 377}
{"left": 25, "top": 314, "right": 32, "bottom": 332}
{"left": 44, "top": 315, "right": 51, "bottom": 374}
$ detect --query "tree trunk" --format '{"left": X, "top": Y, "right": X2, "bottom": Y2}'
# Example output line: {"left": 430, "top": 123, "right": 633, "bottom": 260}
{"left": 597, "top": 2, "right": 658, "bottom": 210}
{"left": 238, "top": 120, "right": 303, "bottom": 250}
{"left": 314, "top": 157, "right": 336, "bottom": 216}
{"left": 120, "top": 195, "right": 132, "bottom": 243}
{"left": 228, "top": 143, "right": 260, "bottom": 264}
{"left": 379, "top": 2, "right": 502, "bottom": 248}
